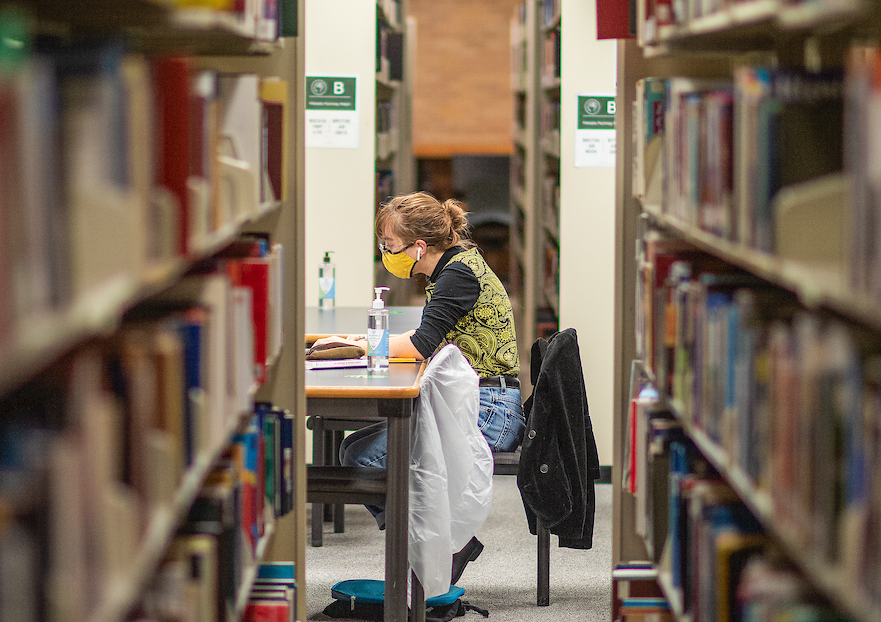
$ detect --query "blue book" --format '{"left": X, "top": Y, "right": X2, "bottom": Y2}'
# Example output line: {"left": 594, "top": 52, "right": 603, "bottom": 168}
{"left": 668, "top": 440, "right": 689, "bottom": 589}
{"left": 278, "top": 408, "right": 295, "bottom": 515}
{"left": 257, "top": 561, "right": 295, "bottom": 582}
{"left": 724, "top": 300, "right": 739, "bottom": 453}
{"left": 254, "top": 403, "right": 278, "bottom": 517}
{"left": 178, "top": 310, "right": 205, "bottom": 466}
{"left": 703, "top": 291, "right": 732, "bottom": 444}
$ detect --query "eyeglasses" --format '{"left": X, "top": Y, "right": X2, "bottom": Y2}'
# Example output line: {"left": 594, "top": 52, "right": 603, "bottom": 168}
{"left": 378, "top": 241, "right": 414, "bottom": 255}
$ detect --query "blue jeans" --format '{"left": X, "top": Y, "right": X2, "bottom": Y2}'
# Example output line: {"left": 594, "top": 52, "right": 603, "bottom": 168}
{"left": 338, "top": 386, "right": 526, "bottom": 528}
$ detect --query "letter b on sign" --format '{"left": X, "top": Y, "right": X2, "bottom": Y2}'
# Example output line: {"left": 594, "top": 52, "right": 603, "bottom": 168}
{"left": 607, "top": 101, "right": 616, "bottom": 114}
{"left": 334, "top": 81, "right": 345, "bottom": 95}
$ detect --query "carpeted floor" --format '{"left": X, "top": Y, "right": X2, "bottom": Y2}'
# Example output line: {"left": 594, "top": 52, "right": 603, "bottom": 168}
{"left": 305, "top": 476, "right": 613, "bottom": 621}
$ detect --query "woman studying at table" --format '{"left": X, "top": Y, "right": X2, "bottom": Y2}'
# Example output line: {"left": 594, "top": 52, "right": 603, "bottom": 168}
{"left": 312, "top": 191, "right": 526, "bottom": 584}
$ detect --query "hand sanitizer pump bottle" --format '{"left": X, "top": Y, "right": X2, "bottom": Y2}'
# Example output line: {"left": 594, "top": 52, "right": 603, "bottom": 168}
{"left": 318, "top": 251, "right": 335, "bottom": 309}
{"left": 367, "top": 286, "right": 390, "bottom": 373}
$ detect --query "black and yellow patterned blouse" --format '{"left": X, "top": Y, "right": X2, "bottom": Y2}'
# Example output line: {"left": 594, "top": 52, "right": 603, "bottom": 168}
{"left": 410, "top": 246, "right": 519, "bottom": 378}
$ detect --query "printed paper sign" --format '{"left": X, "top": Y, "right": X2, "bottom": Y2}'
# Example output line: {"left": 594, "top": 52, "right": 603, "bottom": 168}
{"left": 306, "top": 76, "right": 359, "bottom": 148}
{"left": 575, "top": 94, "right": 616, "bottom": 168}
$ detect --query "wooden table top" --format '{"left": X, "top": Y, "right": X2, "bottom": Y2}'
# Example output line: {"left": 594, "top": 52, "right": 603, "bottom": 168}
{"left": 304, "top": 360, "right": 426, "bottom": 399}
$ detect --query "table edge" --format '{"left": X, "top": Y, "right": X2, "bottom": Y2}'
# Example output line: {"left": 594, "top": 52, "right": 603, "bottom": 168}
{"left": 305, "top": 360, "right": 427, "bottom": 399}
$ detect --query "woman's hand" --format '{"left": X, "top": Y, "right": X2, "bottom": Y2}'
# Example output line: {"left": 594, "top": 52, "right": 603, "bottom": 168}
{"left": 308, "top": 335, "right": 366, "bottom": 355}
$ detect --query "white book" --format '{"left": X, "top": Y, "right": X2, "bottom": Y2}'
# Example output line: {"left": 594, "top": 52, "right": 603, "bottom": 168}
{"left": 233, "top": 286, "right": 256, "bottom": 414}
{"left": 306, "top": 356, "right": 368, "bottom": 370}
{"left": 219, "top": 74, "right": 261, "bottom": 215}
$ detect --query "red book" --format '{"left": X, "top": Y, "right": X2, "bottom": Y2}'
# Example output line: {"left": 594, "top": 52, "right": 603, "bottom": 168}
{"left": 153, "top": 56, "right": 193, "bottom": 256}
{"left": 259, "top": 80, "right": 287, "bottom": 203}
{"left": 596, "top": 0, "right": 634, "bottom": 39}
{"left": 241, "top": 260, "right": 269, "bottom": 383}
{"left": 228, "top": 258, "right": 269, "bottom": 384}
{"left": 243, "top": 600, "right": 289, "bottom": 622}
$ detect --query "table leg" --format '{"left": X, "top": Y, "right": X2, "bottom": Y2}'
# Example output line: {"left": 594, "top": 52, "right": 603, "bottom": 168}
{"left": 383, "top": 399, "right": 414, "bottom": 622}
{"left": 410, "top": 571, "right": 425, "bottom": 622}
{"left": 311, "top": 416, "right": 325, "bottom": 547}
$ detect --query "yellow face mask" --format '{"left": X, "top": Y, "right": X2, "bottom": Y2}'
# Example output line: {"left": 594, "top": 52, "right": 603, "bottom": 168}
{"left": 381, "top": 244, "right": 418, "bottom": 279}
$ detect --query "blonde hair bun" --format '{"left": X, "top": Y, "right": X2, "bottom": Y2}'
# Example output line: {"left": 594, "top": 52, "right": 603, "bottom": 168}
{"left": 442, "top": 198, "right": 469, "bottom": 235}
{"left": 376, "top": 192, "right": 475, "bottom": 251}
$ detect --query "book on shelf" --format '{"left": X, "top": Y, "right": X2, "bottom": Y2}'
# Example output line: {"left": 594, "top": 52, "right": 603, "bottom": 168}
{"left": 121, "top": 332, "right": 175, "bottom": 511}
{"left": 257, "top": 0, "right": 279, "bottom": 41}
{"left": 181, "top": 463, "right": 241, "bottom": 622}
{"left": 233, "top": 415, "right": 268, "bottom": 558}
{"left": 248, "top": 571, "right": 296, "bottom": 621}
{"left": 619, "top": 597, "right": 673, "bottom": 622}
{"left": 541, "top": 26, "right": 561, "bottom": 82}
{"left": 243, "top": 597, "right": 291, "bottom": 622}
{"left": 190, "top": 71, "right": 217, "bottom": 250}
{"left": 596, "top": 0, "right": 634, "bottom": 40}
{"left": 736, "top": 556, "right": 844, "bottom": 622}
{"left": 153, "top": 55, "right": 194, "bottom": 257}
{"left": 714, "top": 530, "right": 766, "bottom": 622}
{"left": 376, "top": 169, "right": 395, "bottom": 206}
{"left": 662, "top": 77, "right": 733, "bottom": 235}
{"left": 121, "top": 53, "right": 157, "bottom": 270}
{"left": 732, "top": 65, "right": 845, "bottom": 254}
{"left": 219, "top": 73, "right": 262, "bottom": 219}
{"left": 157, "top": 272, "right": 243, "bottom": 451}
{"left": 278, "top": 0, "right": 298, "bottom": 37}
{"left": 625, "top": 384, "right": 660, "bottom": 540}
{"left": 151, "top": 324, "right": 190, "bottom": 495}
{"left": 231, "top": 286, "right": 257, "bottom": 412}
{"left": 268, "top": 243, "right": 284, "bottom": 362}
{"left": 843, "top": 44, "right": 881, "bottom": 302}
{"left": 686, "top": 480, "right": 760, "bottom": 622}
{"left": 255, "top": 402, "right": 295, "bottom": 518}
{"left": 226, "top": 257, "right": 269, "bottom": 385}
{"left": 646, "top": 416, "right": 684, "bottom": 564}
{"left": 6, "top": 52, "right": 61, "bottom": 323}
{"left": 632, "top": 77, "right": 667, "bottom": 205}
{"left": 259, "top": 406, "right": 278, "bottom": 518}
{"left": 256, "top": 560, "right": 296, "bottom": 583}
{"left": 176, "top": 306, "right": 210, "bottom": 465}
{"left": 0, "top": 379, "right": 64, "bottom": 622}
{"left": 52, "top": 39, "right": 151, "bottom": 299}
{"left": 666, "top": 438, "right": 693, "bottom": 592}
{"left": 259, "top": 79, "right": 287, "bottom": 204}
{"left": 386, "top": 30, "right": 404, "bottom": 81}
{"left": 154, "top": 534, "right": 220, "bottom": 622}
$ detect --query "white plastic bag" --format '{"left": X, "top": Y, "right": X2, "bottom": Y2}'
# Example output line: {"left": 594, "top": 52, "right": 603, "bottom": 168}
{"left": 408, "top": 345, "right": 494, "bottom": 598}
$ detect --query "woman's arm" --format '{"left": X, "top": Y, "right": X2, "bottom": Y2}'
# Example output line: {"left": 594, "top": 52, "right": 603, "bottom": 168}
{"left": 315, "top": 331, "right": 424, "bottom": 360}
{"left": 389, "top": 330, "right": 423, "bottom": 359}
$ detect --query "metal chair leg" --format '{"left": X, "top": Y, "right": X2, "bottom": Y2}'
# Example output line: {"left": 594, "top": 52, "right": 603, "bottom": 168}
{"left": 537, "top": 520, "right": 550, "bottom": 606}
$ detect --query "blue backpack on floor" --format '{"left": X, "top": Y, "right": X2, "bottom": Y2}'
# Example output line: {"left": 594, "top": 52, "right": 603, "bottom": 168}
{"left": 322, "top": 579, "right": 487, "bottom": 621}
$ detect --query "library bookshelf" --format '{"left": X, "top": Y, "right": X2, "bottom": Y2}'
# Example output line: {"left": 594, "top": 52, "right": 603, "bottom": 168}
{"left": 510, "top": 0, "right": 562, "bottom": 369}
{"left": 613, "top": 0, "right": 881, "bottom": 621}
{"left": 0, "top": 2, "right": 306, "bottom": 622}
{"left": 376, "top": 0, "right": 414, "bottom": 204}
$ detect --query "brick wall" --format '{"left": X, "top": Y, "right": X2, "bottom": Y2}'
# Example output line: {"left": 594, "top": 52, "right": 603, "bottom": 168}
{"left": 410, "top": 0, "right": 521, "bottom": 157}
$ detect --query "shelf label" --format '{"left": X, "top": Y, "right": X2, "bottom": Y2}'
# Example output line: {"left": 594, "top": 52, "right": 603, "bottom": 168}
{"left": 575, "top": 94, "right": 616, "bottom": 168}
{"left": 306, "top": 75, "right": 359, "bottom": 149}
